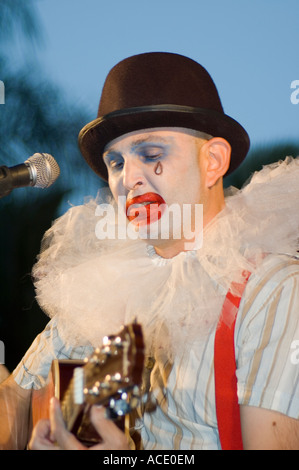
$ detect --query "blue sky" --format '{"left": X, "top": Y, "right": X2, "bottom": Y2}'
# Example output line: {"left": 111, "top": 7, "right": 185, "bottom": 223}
{"left": 32, "top": 0, "right": 299, "bottom": 150}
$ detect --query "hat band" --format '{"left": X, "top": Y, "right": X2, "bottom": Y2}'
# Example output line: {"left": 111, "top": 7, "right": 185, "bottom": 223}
{"left": 99, "top": 103, "right": 223, "bottom": 122}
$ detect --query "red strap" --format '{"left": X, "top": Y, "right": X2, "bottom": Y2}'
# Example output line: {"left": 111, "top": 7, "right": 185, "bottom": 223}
{"left": 214, "top": 273, "right": 250, "bottom": 450}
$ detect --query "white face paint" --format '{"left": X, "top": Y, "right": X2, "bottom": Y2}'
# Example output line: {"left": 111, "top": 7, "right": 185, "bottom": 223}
{"left": 103, "top": 127, "right": 207, "bottom": 253}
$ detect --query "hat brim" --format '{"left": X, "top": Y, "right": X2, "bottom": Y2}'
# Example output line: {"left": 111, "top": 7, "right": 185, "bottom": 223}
{"left": 78, "top": 104, "right": 250, "bottom": 181}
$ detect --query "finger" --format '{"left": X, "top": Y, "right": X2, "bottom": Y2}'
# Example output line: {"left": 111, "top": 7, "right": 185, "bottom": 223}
{"left": 50, "top": 397, "right": 85, "bottom": 450}
{"left": 89, "top": 406, "right": 129, "bottom": 450}
{"left": 28, "top": 419, "right": 57, "bottom": 450}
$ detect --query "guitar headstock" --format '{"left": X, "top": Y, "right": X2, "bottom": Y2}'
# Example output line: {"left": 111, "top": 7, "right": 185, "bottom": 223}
{"left": 69, "top": 322, "right": 144, "bottom": 420}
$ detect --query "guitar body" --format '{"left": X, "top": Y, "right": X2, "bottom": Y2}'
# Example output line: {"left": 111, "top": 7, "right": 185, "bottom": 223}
{"left": 31, "top": 322, "right": 144, "bottom": 447}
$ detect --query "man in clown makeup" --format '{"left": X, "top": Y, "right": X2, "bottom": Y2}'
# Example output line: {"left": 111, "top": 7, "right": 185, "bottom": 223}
{"left": 1, "top": 52, "right": 299, "bottom": 451}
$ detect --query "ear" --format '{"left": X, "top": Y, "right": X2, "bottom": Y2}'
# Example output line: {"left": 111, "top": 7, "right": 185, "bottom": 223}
{"left": 203, "top": 137, "right": 231, "bottom": 188}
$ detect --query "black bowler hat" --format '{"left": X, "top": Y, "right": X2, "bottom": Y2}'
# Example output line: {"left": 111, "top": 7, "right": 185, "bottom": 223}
{"left": 78, "top": 52, "right": 250, "bottom": 180}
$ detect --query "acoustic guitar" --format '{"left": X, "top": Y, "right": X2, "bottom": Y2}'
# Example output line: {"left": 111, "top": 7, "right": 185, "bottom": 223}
{"left": 31, "top": 322, "right": 144, "bottom": 446}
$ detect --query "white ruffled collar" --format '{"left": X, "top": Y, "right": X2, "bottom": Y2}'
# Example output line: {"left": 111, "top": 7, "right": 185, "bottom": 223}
{"left": 32, "top": 157, "right": 299, "bottom": 357}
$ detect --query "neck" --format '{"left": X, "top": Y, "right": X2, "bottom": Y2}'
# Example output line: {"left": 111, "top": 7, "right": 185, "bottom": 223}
{"left": 153, "top": 238, "right": 190, "bottom": 259}
{"left": 152, "top": 197, "right": 226, "bottom": 259}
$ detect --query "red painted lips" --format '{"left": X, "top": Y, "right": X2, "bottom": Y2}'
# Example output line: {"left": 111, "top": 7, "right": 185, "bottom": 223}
{"left": 126, "top": 192, "right": 166, "bottom": 225}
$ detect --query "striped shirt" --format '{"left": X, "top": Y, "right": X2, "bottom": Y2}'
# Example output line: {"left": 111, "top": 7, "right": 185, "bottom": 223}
{"left": 13, "top": 253, "right": 299, "bottom": 449}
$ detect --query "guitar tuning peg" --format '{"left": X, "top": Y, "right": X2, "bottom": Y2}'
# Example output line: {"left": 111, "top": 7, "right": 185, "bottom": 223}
{"left": 105, "top": 386, "right": 142, "bottom": 419}
{"left": 113, "top": 336, "right": 122, "bottom": 346}
{"left": 108, "top": 397, "right": 131, "bottom": 417}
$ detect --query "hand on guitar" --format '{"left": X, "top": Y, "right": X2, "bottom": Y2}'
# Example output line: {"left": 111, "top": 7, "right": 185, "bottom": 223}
{"left": 30, "top": 323, "right": 144, "bottom": 450}
{"left": 29, "top": 397, "right": 130, "bottom": 450}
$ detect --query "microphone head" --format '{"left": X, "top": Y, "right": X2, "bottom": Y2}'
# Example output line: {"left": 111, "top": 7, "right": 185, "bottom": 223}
{"left": 25, "top": 153, "right": 60, "bottom": 188}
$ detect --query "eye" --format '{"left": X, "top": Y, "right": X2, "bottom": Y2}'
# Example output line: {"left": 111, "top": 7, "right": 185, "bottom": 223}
{"left": 145, "top": 153, "right": 162, "bottom": 160}
{"left": 110, "top": 159, "right": 124, "bottom": 170}
{"left": 140, "top": 146, "right": 164, "bottom": 161}
{"left": 104, "top": 153, "right": 124, "bottom": 172}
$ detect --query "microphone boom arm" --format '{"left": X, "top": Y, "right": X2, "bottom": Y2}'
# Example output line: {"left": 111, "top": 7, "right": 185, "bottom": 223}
{"left": 0, "top": 164, "right": 34, "bottom": 199}
{"left": 0, "top": 166, "right": 14, "bottom": 198}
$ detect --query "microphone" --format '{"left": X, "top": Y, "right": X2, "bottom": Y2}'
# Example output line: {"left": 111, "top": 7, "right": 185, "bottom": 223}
{"left": 0, "top": 153, "right": 60, "bottom": 198}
